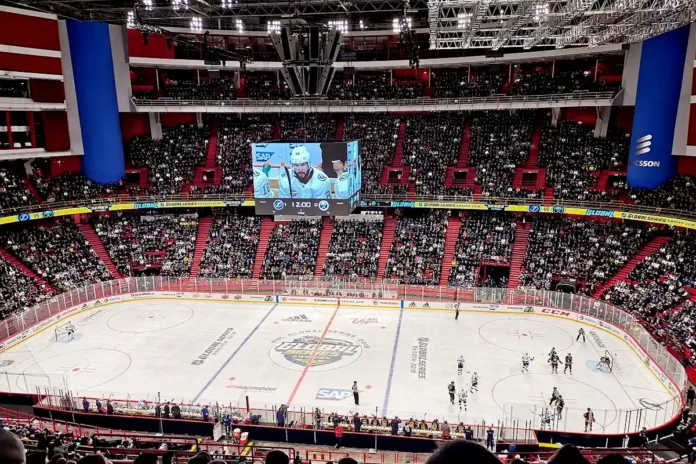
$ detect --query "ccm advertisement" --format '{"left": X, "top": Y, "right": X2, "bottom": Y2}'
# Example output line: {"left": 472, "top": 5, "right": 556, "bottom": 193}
{"left": 253, "top": 141, "right": 361, "bottom": 216}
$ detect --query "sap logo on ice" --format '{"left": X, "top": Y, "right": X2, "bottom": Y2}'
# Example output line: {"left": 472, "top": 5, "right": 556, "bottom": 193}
{"left": 316, "top": 388, "right": 354, "bottom": 401}
{"left": 635, "top": 135, "right": 652, "bottom": 155}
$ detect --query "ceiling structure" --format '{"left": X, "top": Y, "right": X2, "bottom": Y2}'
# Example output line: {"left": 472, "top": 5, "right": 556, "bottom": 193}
{"left": 4, "top": 0, "right": 696, "bottom": 49}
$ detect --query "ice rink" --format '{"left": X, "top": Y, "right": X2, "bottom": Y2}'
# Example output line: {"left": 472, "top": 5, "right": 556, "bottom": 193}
{"left": 0, "top": 299, "right": 677, "bottom": 434}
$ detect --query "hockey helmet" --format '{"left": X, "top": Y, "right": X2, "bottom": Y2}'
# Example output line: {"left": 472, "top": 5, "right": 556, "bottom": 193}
{"left": 290, "top": 146, "right": 311, "bottom": 165}
{"left": 553, "top": 387, "right": 557, "bottom": 390}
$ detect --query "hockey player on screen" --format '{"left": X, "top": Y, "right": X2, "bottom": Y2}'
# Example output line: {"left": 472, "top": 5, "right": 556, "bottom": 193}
{"left": 522, "top": 353, "right": 534, "bottom": 373}
{"left": 253, "top": 164, "right": 274, "bottom": 198}
{"left": 470, "top": 372, "right": 479, "bottom": 393}
{"left": 448, "top": 381, "right": 456, "bottom": 404}
{"left": 278, "top": 146, "right": 331, "bottom": 199}
{"left": 457, "top": 355, "right": 465, "bottom": 375}
{"left": 564, "top": 353, "right": 573, "bottom": 375}
{"left": 333, "top": 158, "right": 360, "bottom": 199}
{"left": 458, "top": 388, "right": 468, "bottom": 411}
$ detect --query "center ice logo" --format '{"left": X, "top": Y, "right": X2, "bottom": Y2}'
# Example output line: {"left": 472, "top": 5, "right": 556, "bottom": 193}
{"left": 269, "top": 334, "right": 363, "bottom": 372}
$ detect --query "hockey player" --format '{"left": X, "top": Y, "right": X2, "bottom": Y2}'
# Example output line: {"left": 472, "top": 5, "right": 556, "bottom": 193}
{"left": 278, "top": 146, "right": 331, "bottom": 199}
{"left": 522, "top": 353, "right": 534, "bottom": 373}
{"left": 549, "top": 387, "right": 560, "bottom": 406}
{"left": 540, "top": 409, "right": 552, "bottom": 430}
{"left": 66, "top": 322, "right": 75, "bottom": 341}
{"left": 333, "top": 159, "right": 360, "bottom": 199}
{"left": 448, "top": 381, "right": 456, "bottom": 404}
{"left": 584, "top": 408, "right": 595, "bottom": 432}
{"left": 577, "top": 327, "right": 586, "bottom": 342}
{"left": 457, "top": 355, "right": 465, "bottom": 376}
{"left": 599, "top": 355, "right": 611, "bottom": 371}
{"left": 458, "top": 388, "right": 468, "bottom": 411}
{"left": 549, "top": 353, "right": 562, "bottom": 374}
{"left": 556, "top": 395, "right": 565, "bottom": 420}
{"left": 549, "top": 347, "right": 558, "bottom": 358}
{"left": 564, "top": 353, "right": 573, "bottom": 375}
{"left": 470, "top": 372, "right": 479, "bottom": 393}
{"left": 253, "top": 164, "right": 274, "bottom": 198}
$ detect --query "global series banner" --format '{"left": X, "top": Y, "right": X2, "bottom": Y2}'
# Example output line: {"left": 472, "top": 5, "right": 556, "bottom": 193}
{"left": 1, "top": 199, "right": 695, "bottom": 230}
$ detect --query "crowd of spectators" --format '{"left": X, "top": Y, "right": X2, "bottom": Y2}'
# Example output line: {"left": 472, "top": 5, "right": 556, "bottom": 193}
{"left": 322, "top": 219, "right": 383, "bottom": 280}
{"left": 403, "top": 114, "right": 464, "bottom": 196}
{"left": 626, "top": 175, "right": 696, "bottom": 211}
{"left": 469, "top": 111, "right": 534, "bottom": 196}
{"left": 431, "top": 71, "right": 505, "bottom": 98}
{"left": 448, "top": 213, "right": 516, "bottom": 288}
{"left": 384, "top": 211, "right": 447, "bottom": 285}
{"left": 198, "top": 212, "right": 260, "bottom": 279}
{"left": 260, "top": 220, "right": 322, "bottom": 280}
{"left": 127, "top": 125, "right": 210, "bottom": 196}
{"left": 509, "top": 70, "right": 594, "bottom": 96}
{"left": 342, "top": 114, "right": 400, "bottom": 194}
{"left": 191, "top": 114, "right": 275, "bottom": 197}
{"left": 0, "top": 79, "right": 29, "bottom": 98}
{"left": 519, "top": 217, "right": 657, "bottom": 294}
{"left": 328, "top": 73, "right": 425, "bottom": 100}
{"left": 2, "top": 219, "right": 111, "bottom": 292}
{"left": 93, "top": 213, "right": 198, "bottom": 277}
{"left": 0, "top": 255, "right": 53, "bottom": 319}
{"left": 164, "top": 78, "right": 237, "bottom": 101}
{"left": 245, "top": 72, "right": 292, "bottom": 100}
{"left": 0, "top": 167, "right": 38, "bottom": 210}
{"left": 31, "top": 171, "right": 122, "bottom": 203}
{"left": 280, "top": 115, "right": 337, "bottom": 142}
{"left": 539, "top": 119, "right": 629, "bottom": 202}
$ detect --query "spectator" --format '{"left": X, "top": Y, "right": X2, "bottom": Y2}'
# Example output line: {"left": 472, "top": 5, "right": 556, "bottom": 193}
{"left": 198, "top": 212, "right": 260, "bottom": 279}
{"left": 329, "top": 72, "right": 424, "bottom": 100}
{"left": 280, "top": 115, "right": 337, "bottom": 142}
{"left": 0, "top": 166, "right": 38, "bottom": 210}
{"left": 164, "top": 77, "right": 237, "bottom": 101}
{"left": 260, "top": 220, "right": 322, "bottom": 280}
{"left": 0, "top": 429, "right": 26, "bottom": 464}
{"left": 322, "top": 219, "right": 383, "bottom": 280}
{"left": 245, "top": 72, "right": 292, "bottom": 100}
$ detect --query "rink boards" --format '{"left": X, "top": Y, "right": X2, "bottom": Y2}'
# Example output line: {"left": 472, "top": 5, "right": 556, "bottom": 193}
{"left": 0, "top": 291, "right": 685, "bottom": 434}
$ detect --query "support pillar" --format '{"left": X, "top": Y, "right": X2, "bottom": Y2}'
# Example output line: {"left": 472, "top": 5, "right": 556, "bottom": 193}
{"left": 196, "top": 113, "right": 203, "bottom": 129}
{"left": 149, "top": 113, "right": 162, "bottom": 141}
{"left": 594, "top": 107, "right": 611, "bottom": 138}
{"left": 551, "top": 108, "right": 561, "bottom": 127}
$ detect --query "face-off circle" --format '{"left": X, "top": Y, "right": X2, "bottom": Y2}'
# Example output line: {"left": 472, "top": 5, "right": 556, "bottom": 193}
{"left": 107, "top": 303, "right": 194, "bottom": 333}
{"left": 269, "top": 333, "right": 364, "bottom": 372}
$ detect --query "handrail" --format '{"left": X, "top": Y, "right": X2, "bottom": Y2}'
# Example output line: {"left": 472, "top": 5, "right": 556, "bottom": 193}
{"left": 131, "top": 91, "right": 617, "bottom": 109}
{"left": 1, "top": 192, "right": 695, "bottom": 226}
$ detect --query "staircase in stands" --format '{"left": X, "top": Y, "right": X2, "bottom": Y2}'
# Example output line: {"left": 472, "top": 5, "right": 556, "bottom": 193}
{"left": 590, "top": 235, "right": 671, "bottom": 299}
{"left": 458, "top": 117, "right": 472, "bottom": 167}
{"left": 189, "top": 217, "right": 213, "bottom": 278}
{"left": 76, "top": 223, "right": 123, "bottom": 279}
{"left": 440, "top": 217, "right": 462, "bottom": 286}
{"left": 392, "top": 122, "right": 406, "bottom": 167}
{"left": 377, "top": 216, "right": 397, "bottom": 279}
{"left": 507, "top": 221, "right": 531, "bottom": 289}
{"left": 0, "top": 247, "right": 57, "bottom": 294}
{"left": 314, "top": 217, "right": 334, "bottom": 277}
{"left": 205, "top": 120, "right": 219, "bottom": 168}
{"left": 335, "top": 115, "right": 345, "bottom": 141}
{"left": 526, "top": 115, "right": 542, "bottom": 168}
{"left": 252, "top": 219, "right": 276, "bottom": 279}
{"left": 23, "top": 178, "right": 43, "bottom": 203}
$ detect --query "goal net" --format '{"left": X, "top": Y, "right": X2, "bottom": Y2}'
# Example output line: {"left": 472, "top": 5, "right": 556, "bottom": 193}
{"left": 55, "top": 322, "right": 73, "bottom": 341}
{"left": 604, "top": 350, "right": 622, "bottom": 373}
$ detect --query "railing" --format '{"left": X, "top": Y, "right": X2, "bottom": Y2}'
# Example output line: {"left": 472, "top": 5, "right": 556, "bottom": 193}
{"left": 131, "top": 92, "right": 617, "bottom": 110}
{"left": 0, "top": 277, "right": 686, "bottom": 435}
{"left": 1, "top": 191, "right": 695, "bottom": 223}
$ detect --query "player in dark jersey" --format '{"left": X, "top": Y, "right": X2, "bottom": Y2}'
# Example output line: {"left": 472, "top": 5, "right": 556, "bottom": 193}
{"left": 448, "top": 381, "right": 456, "bottom": 404}
{"left": 564, "top": 353, "right": 573, "bottom": 375}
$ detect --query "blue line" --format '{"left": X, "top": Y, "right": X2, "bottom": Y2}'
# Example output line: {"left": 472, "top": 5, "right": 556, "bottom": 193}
{"left": 193, "top": 303, "right": 278, "bottom": 401}
{"left": 381, "top": 305, "right": 404, "bottom": 416}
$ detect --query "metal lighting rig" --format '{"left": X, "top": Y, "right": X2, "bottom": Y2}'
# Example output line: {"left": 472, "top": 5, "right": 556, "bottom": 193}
{"left": 268, "top": 18, "right": 342, "bottom": 98}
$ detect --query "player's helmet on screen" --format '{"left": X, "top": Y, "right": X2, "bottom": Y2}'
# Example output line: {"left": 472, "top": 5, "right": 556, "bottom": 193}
{"left": 290, "top": 146, "right": 311, "bottom": 165}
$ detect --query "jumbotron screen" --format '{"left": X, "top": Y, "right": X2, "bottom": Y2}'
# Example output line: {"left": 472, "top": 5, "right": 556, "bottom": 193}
{"left": 252, "top": 141, "right": 361, "bottom": 216}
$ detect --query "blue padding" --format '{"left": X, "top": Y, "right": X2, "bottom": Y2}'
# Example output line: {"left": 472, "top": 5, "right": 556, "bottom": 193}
{"left": 66, "top": 20, "right": 125, "bottom": 184}
{"left": 626, "top": 26, "right": 689, "bottom": 189}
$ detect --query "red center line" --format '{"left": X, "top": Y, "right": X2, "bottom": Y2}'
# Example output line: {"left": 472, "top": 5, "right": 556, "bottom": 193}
{"left": 286, "top": 305, "right": 341, "bottom": 405}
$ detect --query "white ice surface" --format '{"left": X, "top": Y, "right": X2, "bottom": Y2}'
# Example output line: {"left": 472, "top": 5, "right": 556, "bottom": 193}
{"left": 0, "top": 300, "right": 675, "bottom": 433}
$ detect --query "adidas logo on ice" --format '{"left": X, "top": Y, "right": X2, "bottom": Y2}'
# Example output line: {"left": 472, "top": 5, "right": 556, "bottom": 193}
{"left": 283, "top": 314, "right": 312, "bottom": 322}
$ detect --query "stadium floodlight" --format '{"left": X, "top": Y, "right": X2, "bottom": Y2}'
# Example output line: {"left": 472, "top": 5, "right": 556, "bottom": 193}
{"left": 171, "top": 0, "right": 188, "bottom": 11}
{"left": 126, "top": 10, "right": 136, "bottom": 28}
{"left": 359, "top": 19, "right": 366, "bottom": 29}
{"left": 235, "top": 19, "right": 244, "bottom": 31}
{"left": 267, "top": 20, "right": 281, "bottom": 33}
{"left": 328, "top": 20, "right": 349, "bottom": 33}
{"left": 393, "top": 17, "right": 411, "bottom": 32}
{"left": 457, "top": 12, "right": 471, "bottom": 29}
{"left": 190, "top": 16, "right": 203, "bottom": 32}
{"left": 142, "top": 0, "right": 153, "bottom": 11}
{"left": 221, "top": 0, "right": 235, "bottom": 7}
{"left": 533, "top": 3, "right": 549, "bottom": 23}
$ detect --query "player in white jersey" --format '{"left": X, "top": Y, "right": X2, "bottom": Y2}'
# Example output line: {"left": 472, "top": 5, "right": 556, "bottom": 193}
{"left": 540, "top": 409, "right": 552, "bottom": 430}
{"left": 66, "top": 322, "right": 75, "bottom": 341}
{"left": 457, "top": 355, "right": 465, "bottom": 375}
{"left": 522, "top": 353, "right": 534, "bottom": 373}
{"left": 278, "top": 146, "right": 331, "bottom": 199}
{"left": 253, "top": 166, "right": 274, "bottom": 198}
{"left": 470, "top": 372, "right": 479, "bottom": 393}
{"left": 333, "top": 159, "right": 360, "bottom": 199}
{"left": 458, "top": 388, "right": 468, "bottom": 411}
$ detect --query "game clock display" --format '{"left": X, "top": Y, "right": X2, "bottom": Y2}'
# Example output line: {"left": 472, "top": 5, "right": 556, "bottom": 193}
{"left": 252, "top": 141, "right": 360, "bottom": 216}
